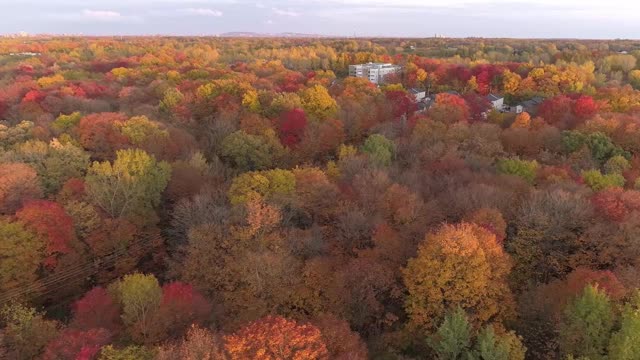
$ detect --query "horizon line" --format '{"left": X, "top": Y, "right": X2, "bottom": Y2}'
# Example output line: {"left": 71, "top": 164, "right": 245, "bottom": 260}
{"left": 0, "top": 33, "right": 638, "bottom": 41}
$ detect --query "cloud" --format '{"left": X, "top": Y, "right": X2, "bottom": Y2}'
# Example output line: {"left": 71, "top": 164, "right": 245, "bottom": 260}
{"left": 265, "top": 19, "right": 274, "bottom": 24}
{"left": 82, "top": 9, "right": 122, "bottom": 20}
{"left": 182, "top": 8, "right": 223, "bottom": 16}
{"left": 41, "top": 8, "right": 144, "bottom": 24}
{"left": 272, "top": 7, "right": 300, "bottom": 16}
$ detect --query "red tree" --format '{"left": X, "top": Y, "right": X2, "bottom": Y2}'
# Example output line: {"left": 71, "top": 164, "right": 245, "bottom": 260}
{"left": 538, "top": 95, "right": 575, "bottom": 128}
{"left": 78, "top": 81, "right": 108, "bottom": 99}
{"left": 0, "top": 163, "right": 42, "bottom": 215}
{"left": 71, "top": 287, "right": 121, "bottom": 333}
{"left": 278, "top": 72, "right": 305, "bottom": 93}
{"left": 537, "top": 266, "right": 627, "bottom": 321}
{"left": 564, "top": 267, "right": 626, "bottom": 300}
{"left": 22, "top": 89, "right": 46, "bottom": 103}
{"left": 17, "top": 64, "right": 34, "bottom": 75}
{"left": 463, "top": 93, "right": 492, "bottom": 122}
{"left": 0, "top": 99, "right": 7, "bottom": 118}
{"left": 16, "top": 200, "right": 76, "bottom": 268}
{"left": 150, "top": 282, "right": 212, "bottom": 341}
{"left": 43, "top": 328, "right": 111, "bottom": 360}
{"left": 573, "top": 95, "right": 598, "bottom": 120}
{"left": 591, "top": 188, "right": 640, "bottom": 222}
{"left": 313, "top": 314, "right": 368, "bottom": 360}
{"left": 385, "top": 90, "right": 415, "bottom": 119}
{"left": 77, "top": 112, "right": 130, "bottom": 160}
{"left": 475, "top": 69, "right": 491, "bottom": 94}
{"left": 279, "top": 108, "right": 308, "bottom": 147}
{"left": 57, "top": 178, "right": 87, "bottom": 203}
{"left": 429, "top": 93, "right": 470, "bottom": 124}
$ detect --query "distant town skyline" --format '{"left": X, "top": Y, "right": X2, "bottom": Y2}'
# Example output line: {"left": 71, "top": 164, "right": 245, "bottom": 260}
{"left": 1, "top": 0, "right": 640, "bottom": 39}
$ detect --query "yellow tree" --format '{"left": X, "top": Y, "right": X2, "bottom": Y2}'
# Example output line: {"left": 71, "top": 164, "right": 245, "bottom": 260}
{"left": 37, "top": 74, "right": 65, "bottom": 88}
{"left": 85, "top": 149, "right": 171, "bottom": 219}
{"left": 300, "top": 85, "right": 338, "bottom": 120}
{"left": 629, "top": 69, "right": 640, "bottom": 89}
{"left": 402, "top": 223, "right": 514, "bottom": 332}
{"left": 502, "top": 70, "right": 522, "bottom": 96}
{"left": 416, "top": 68, "right": 428, "bottom": 84}
{"left": 242, "top": 89, "right": 261, "bottom": 113}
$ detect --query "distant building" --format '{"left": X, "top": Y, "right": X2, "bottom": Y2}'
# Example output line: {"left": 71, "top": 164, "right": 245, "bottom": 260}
{"left": 487, "top": 94, "right": 504, "bottom": 111}
{"left": 520, "top": 96, "right": 545, "bottom": 114}
{"left": 8, "top": 52, "right": 40, "bottom": 56}
{"left": 509, "top": 104, "right": 524, "bottom": 114}
{"left": 409, "top": 88, "right": 426, "bottom": 102}
{"left": 416, "top": 97, "right": 434, "bottom": 113}
{"left": 348, "top": 63, "right": 402, "bottom": 84}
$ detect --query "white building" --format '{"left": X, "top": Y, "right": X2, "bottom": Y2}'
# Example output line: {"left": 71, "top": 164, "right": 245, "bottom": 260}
{"left": 348, "top": 63, "right": 402, "bottom": 84}
{"left": 509, "top": 105, "right": 523, "bottom": 114}
{"left": 409, "top": 88, "right": 426, "bottom": 102}
{"left": 487, "top": 94, "right": 504, "bottom": 111}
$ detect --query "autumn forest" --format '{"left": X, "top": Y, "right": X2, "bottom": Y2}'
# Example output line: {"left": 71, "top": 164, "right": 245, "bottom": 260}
{"left": 2, "top": 36, "right": 640, "bottom": 359}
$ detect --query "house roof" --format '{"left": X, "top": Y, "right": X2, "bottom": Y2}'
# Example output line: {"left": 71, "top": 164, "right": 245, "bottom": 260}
{"left": 520, "top": 96, "right": 545, "bottom": 108}
{"left": 487, "top": 93, "right": 503, "bottom": 102}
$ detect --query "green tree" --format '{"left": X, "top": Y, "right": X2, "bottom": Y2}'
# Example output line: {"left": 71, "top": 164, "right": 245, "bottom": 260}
{"left": 587, "top": 132, "right": 628, "bottom": 164}
{"left": 582, "top": 169, "right": 625, "bottom": 191}
{"left": 267, "top": 92, "right": 303, "bottom": 118}
{"left": 108, "top": 273, "right": 162, "bottom": 343}
{"left": 119, "top": 116, "right": 168, "bottom": 145}
{"left": 608, "top": 291, "right": 640, "bottom": 360}
{"left": 428, "top": 307, "right": 472, "bottom": 360}
{"left": 99, "top": 345, "right": 155, "bottom": 360}
{"left": 474, "top": 326, "right": 526, "bottom": 360}
{"left": 560, "top": 285, "right": 614, "bottom": 360}
{"left": 159, "top": 87, "right": 184, "bottom": 113}
{"left": 221, "top": 130, "right": 284, "bottom": 171}
{"left": 428, "top": 309, "right": 526, "bottom": 360}
{"left": 0, "top": 121, "right": 34, "bottom": 149}
{"left": 563, "top": 131, "right": 628, "bottom": 165}
{"left": 6, "top": 139, "right": 90, "bottom": 194}
{"left": 0, "top": 221, "right": 44, "bottom": 298}
{"left": 52, "top": 112, "right": 82, "bottom": 133}
{"left": 562, "top": 130, "right": 588, "bottom": 153}
{"left": 496, "top": 158, "right": 539, "bottom": 184}
{"left": 0, "top": 303, "right": 58, "bottom": 360}
{"left": 228, "top": 169, "right": 296, "bottom": 205}
{"left": 630, "top": 70, "right": 640, "bottom": 90}
{"left": 361, "top": 134, "right": 394, "bottom": 167}
{"left": 86, "top": 149, "right": 171, "bottom": 219}
{"left": 604, "top": 155, "right": 630, "bottom": 174}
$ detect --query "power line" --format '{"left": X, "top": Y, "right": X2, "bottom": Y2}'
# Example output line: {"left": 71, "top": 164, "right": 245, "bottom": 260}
{"left": 0, "top": 235, "right": 159, "bottom": 302}
{"left": 0, "top": 233, "right": 162, "bottom": 305}
{"left": 0, "top": 237, "right": 158, "bottom": 304}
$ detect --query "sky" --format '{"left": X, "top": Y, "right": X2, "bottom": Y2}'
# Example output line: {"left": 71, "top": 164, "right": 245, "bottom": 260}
{"left": 0, "top": 0, "right": 639, "bottom": 39}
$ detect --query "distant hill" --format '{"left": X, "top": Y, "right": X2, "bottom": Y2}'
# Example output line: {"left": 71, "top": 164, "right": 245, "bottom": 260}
{"left": 219, "top": 32, "right": 329, "bottom": 38}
